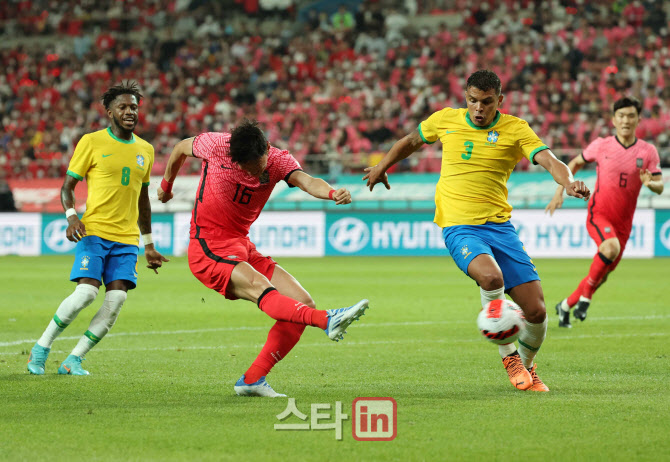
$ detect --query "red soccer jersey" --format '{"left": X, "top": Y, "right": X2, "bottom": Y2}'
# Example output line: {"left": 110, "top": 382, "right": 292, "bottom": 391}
{"left": 189, "top": 132, "right": 302, "bottom": 240}
{"left": 583, "top": 136, "right": 661, "bottom": 229}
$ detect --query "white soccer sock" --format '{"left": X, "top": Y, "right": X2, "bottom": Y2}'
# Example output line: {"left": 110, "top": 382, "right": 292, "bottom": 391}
{"left": 479, "top": 287, "right": 516, "bottom": 358}
{"left": 559, "top": 298, "right": 570, "bottom": 312}
{"left": 71, "top": 290, "right": 127, "bottom": 357}
{"left": 37, "top": 284, "right": 99, "bottom": 349}
{"left": 480, "top": 287, "right": 505, "bottom": 309}
{"left": 518, "top": 316, "right": 548, "bottom": 369}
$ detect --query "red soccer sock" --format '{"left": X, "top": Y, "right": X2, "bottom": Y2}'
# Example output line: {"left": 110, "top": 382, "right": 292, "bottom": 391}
{"left": 567, "top": 278, "right": 588, "bottom": 307}
{"left": 567, "top": 252, "right": 613, "bottom": 306}
{"left": 244, "top": 321, "right": 306, "bottom": 384}
{"left": 257, "top": 288, "right": 328, "bottom": 329}
{"left": 582, "top": 252, "right": 613, "bottom": 299}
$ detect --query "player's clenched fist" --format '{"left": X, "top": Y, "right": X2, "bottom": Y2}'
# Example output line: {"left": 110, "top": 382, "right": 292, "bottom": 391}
{"left": 157, "top": 186, "right": 173, "bottom": 203}
{"left": 565, "top": 180, "right": 590, "bottom": 201}
{"left": 331, "top": 188, "right": 351, "bottom": 205}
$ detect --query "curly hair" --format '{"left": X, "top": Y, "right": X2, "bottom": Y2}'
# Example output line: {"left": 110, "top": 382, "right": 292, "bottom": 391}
{"left": 466, "top": 70, "right": 502, "bottom": 95}
{"left": 101, "top": 81, "right": 143, "bottom": 109}
{"left": 229, "top": 119, "right": 268, "bottom": 164}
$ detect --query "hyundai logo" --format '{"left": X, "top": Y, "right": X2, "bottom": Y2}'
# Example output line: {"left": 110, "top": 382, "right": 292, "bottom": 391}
{"left": 328, "top": 218, "right": 370, "bottom": 253}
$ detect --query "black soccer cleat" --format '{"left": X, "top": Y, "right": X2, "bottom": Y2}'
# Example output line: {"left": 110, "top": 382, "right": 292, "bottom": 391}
{"left": 555, "top": 301, "right": 572, "bottom": 328}
{"left": 573, "top": 299, "right": 591, "bottom": 321}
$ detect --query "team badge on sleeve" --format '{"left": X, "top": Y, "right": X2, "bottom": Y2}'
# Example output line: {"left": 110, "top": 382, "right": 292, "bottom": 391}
{"left": 136, "top": 154, "right": 145, "bottom": 167}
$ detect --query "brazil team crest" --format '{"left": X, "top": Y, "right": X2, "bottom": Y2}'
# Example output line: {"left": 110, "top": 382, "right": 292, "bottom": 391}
{"left": 80, "top": 256, "right": 90, "bottom": 270}
{"left": 136, "top": 154, "right": 145, "bottom": 167}
{"left": 487, "top": 130, "right": 499, "bottom": 144}
{"left": 461, "top": 245, "right": 471, "bottom": 259}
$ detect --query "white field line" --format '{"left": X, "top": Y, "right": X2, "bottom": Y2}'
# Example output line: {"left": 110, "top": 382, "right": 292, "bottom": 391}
{"left": 0, "top": 331, "right": 668, "bottom": 356}
{"left": 1, "top": 313, "right": 669, "bottom": 350}
{"left": 1, "top": 331, "right": 668, "bottom": 356}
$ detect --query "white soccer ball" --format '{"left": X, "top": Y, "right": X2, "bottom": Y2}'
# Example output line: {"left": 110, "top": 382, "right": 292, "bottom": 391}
{"left": 477, "top": 299, "right": 525, "bottom": 345}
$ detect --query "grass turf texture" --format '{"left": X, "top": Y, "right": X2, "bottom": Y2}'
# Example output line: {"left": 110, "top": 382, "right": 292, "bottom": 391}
{"left": 1, "top": 255, "right": 668, "bottom": 461}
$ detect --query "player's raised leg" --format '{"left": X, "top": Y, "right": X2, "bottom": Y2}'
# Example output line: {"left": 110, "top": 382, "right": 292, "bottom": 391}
{"left": 467, "top": 254, "right": 533, "bottom": 391}
{"left": 229, "top": 262, "right": 368, "bottom": 340}
{"left": 509, "top": 281, "right": 549, "bottom": 392}
{"left": 28, "top": 280, "right": 100, "bottom": 375}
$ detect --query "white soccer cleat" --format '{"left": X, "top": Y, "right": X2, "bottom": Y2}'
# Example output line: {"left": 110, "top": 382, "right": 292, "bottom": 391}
{"left": 325, "top": 299, "right": 369, "bottom": 341}
{"left": 234, "top": 375, "right": 287, "bottom": 398}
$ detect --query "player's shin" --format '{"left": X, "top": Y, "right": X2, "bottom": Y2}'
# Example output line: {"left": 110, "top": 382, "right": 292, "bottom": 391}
{"left": 480, "top": 287, "right": 516, "bottom": 357}
{"left": 518, "top": 316, "right": 548, "bottom": 370}
{"left": 71, "top": 290, "right": 127, "bottom": 357}
{"left": 258, "top": 288, "right": 328, "bottom": 329}
{"left": 37, "top": 284, "right": 99, "bottom": 349}
{"left": 244, "top": 321, "right": 306, "bottom": 384}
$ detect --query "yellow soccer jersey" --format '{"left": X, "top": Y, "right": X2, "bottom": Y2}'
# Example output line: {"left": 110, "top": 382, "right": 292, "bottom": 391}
{"left": 66, "top": 127, "right": 154, "bottom": 245}
{"left": 418, "top": 108, "right": 548, "bottom": 227}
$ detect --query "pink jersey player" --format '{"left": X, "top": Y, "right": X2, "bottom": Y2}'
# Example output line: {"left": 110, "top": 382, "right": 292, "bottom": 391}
{"left": 189, "top": 131, "right": 302, "bottom": 240}
{"left": 158, "top": 119, "right": 369, "bottom": 398}
{"left": 584, "top": 135, "right": 661, "bottom": 234}
{"left": 547, "top": 97, "right": 664, "bottom": 328}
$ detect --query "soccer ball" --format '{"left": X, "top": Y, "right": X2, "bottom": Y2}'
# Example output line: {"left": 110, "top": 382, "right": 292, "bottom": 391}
{"left": 477, "top": 299, "right": 525, "bottom": 345}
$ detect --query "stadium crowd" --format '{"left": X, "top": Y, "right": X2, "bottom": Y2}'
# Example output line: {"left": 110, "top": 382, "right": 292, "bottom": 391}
{"left": 1, "top": 0, "right": 669, "bottom": 180}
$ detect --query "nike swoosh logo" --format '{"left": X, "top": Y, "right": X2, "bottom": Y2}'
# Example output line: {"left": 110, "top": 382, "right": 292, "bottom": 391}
{"left": 220, "top": 165, "right": 232, "bottom": 169}
{"left": 445, "top": 130, "right": 457, "bottom": 134}
{"left": 103, "top": 154, "right": 114, "bottom": 158}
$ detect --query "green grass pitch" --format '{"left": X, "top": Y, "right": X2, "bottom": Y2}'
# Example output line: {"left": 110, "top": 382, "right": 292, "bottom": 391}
{"left": 1, "top": 255, "right": 668, "bottom": 461}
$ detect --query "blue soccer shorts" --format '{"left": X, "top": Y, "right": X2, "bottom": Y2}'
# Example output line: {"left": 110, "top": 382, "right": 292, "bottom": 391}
{"left": 70, "top": 236, "right": 139, "bottom": 289}
{"left": 442, "top": 221, "right": 539, "bottom": 291}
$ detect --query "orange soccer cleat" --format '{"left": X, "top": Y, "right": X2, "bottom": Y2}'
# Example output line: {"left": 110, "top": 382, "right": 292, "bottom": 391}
{"left": 502, "top": 352, "right": 532, "bottom": 390}
{"left": 527, "top": 364, "right": 550, "bottom": 392}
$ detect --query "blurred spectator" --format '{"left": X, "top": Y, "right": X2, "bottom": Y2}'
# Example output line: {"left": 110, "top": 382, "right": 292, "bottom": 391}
{"left": 331, "top": 4, "right": 355, "bottom": 32}
{"left": 0, "top": 171, "right": 17, "bottom": 211}
{"left": 0, "top": 0, "right": 669, "bottom": 181}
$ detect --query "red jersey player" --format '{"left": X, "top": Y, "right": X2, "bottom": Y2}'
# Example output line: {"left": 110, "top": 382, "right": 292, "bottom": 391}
{"left": 157, "top": 119, "right": 369, "bottom": 396}
{"left": 546, "top": 97, "right": 664, "bottom": 328}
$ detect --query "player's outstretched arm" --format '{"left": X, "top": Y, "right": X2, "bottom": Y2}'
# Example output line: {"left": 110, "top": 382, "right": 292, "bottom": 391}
{"left": 640, "top": 170, "right": 664, "bottom": 195}
{"left": 535, "top": 149, "right": 590, "bottom": 203}
{"left": 61, "top": 175, "right": 86, "bottom": 242}
{"left": 138, "top": 185, "right": 169, "bottom": 273}
{"left": 545, "top": 153, "right": 588, "bottom": 215}
{"left": 158, "top": 137, "right": 196, "bottom": 203}
{"left": 287, "top": 170, "right": 351, "bottom": 205}
{"left": 363, "top": 130, "right": 424, "bottom": 191}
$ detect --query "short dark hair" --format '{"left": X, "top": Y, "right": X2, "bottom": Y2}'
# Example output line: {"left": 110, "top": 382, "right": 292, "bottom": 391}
{"left": 229, "top": 119, "right": 267, "bottom": 164}
{"left": 466, "top": 70, "right": 502, "bottom": 95}
{"left": 101, "top": 81, "right": 143, "bottom": 110}
{"left": 613, "top": 97, "right": 642, "bottom": 116}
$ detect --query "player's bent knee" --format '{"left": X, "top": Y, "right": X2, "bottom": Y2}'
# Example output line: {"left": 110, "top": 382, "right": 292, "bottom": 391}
{"left": 478, "top": 274, "right": 504, "bottom": 291}
{"left": 105, "top": 290, "right": 127, "bottom": 311}
{"left": 600, "top": 239, "right": 621, "bottom": 261}
{"left": 525, "top": 304, "right": 546, "bottom": 323}
{"left": 77, "top": 284, "right": 100, "bottom": 305}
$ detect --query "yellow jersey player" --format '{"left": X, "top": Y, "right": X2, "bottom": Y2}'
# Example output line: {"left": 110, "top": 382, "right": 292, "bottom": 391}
{"left": 364, "top": 70, "right": 590, "bottom": 392}
{"left": 27, "top": 82, "right": 168, "bottom": 376}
